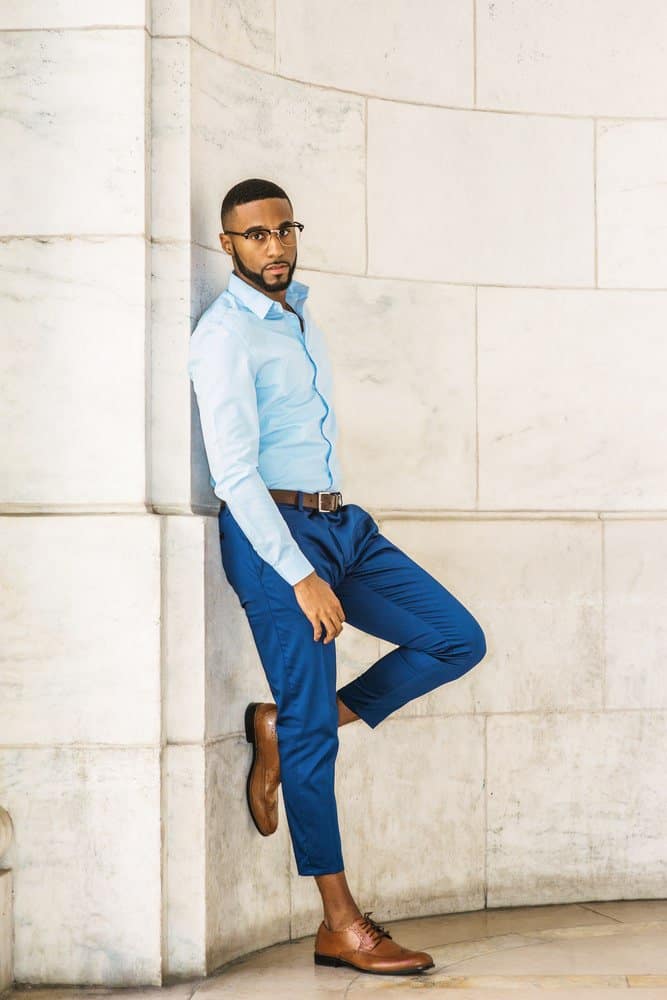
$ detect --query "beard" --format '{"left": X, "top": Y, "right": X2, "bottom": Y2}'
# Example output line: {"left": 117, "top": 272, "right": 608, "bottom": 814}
{"left": 232, "top": 248, "right": 297, "bottom": 293}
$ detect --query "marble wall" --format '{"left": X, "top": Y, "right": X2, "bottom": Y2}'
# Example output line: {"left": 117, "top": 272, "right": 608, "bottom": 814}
{"left": 0, "top": 870, "right": 11, "bottom": 995}
{"left": 158, "top": 0, "right": 667, "bottom": 975}
{"left": 1, "top": 0, "right": 666, "bottom": 986}
{"left": 0, "top": 1, "right": 163, "bottom": 986}
{"left": 0, "top": 807, "right": 13, "bottom": 993}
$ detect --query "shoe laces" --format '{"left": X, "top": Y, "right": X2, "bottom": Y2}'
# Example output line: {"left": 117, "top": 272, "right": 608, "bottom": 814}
{"left": 358, "top": 910, "right": 392, "bottom": 945}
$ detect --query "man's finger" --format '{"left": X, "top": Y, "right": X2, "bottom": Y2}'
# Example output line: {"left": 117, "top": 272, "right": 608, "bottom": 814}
{"left": 319, "top": 616, "right": 332, "bottom": 643}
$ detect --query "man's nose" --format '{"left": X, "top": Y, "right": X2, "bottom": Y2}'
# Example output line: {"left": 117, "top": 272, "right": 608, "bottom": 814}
{"left": 266, "top": 232, "right": 284, "bottom": 254}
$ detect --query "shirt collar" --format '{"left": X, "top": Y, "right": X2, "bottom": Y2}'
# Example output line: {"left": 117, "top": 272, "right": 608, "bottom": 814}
{"left": 227, "top": 270, "right": 309, "bottom": 320}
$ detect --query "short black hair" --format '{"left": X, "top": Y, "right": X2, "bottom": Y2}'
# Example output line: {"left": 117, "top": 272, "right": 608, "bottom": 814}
{"left": 221, "top": 178, "right": 292, "bottom": 231}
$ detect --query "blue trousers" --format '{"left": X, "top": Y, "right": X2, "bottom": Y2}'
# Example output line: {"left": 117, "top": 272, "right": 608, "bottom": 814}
{"left": 218, "top": 496, "right": 487, "bottom": 876}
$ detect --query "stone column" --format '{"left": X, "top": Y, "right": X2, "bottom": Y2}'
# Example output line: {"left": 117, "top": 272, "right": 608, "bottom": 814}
{"left": 0, "top": 3, "right": 163, "bottom": 984}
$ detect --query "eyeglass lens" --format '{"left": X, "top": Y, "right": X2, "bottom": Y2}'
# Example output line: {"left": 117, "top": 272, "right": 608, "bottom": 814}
{"left": 248, "top": 226, "right": 299, "bottom": 246}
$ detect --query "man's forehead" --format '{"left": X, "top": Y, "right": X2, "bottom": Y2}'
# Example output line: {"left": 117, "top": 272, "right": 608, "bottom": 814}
{"left": 230, "top": 198, "right": 293, "bottom": 226}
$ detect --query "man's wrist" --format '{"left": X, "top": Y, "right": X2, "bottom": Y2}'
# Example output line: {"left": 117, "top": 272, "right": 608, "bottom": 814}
{"left": 280, "top": 550, "right": 315, "bottom": 586}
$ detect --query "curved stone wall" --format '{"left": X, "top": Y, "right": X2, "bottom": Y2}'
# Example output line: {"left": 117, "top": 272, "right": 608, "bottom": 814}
{"left": 171, "top": 0, "right": 667, "bottom": 969}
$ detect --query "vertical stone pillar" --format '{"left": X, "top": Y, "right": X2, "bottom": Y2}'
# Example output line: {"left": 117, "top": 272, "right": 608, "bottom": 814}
{"left": 0, "top": 4, "right": 163, "bottom": 984}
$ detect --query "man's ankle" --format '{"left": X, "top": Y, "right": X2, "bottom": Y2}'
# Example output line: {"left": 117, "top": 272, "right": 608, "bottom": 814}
{"left": 324, "top": 907, "right": 363, "bottom": 932}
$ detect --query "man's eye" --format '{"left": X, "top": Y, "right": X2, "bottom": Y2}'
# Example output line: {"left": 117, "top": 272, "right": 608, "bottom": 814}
{"left": 278, "top": 227, "right": 292, "bottom": 237}
{"left": 248, "top": 231, "right": 265, "bottom": 240}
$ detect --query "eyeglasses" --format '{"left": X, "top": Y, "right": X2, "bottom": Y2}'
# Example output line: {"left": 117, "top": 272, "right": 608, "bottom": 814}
{"left": 223, "top": 222, "right": 304, "bottom": 248}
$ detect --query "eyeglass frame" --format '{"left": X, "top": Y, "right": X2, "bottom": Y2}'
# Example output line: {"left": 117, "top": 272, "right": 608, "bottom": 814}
{"left": 222, "top": 221, "right": 304, "bottom": 246}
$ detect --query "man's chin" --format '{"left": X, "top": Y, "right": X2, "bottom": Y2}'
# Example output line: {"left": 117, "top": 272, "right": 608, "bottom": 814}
{"left": 263, "top": 271, "right": 292, "bottom": 290}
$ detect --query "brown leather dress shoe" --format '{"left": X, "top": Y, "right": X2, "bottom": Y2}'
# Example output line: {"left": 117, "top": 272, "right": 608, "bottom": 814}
{"left": 244, "top": 701, "right": 281, "bottom": 836}
{"left": 314, "top": 911, "right": 434, "bottom": 976}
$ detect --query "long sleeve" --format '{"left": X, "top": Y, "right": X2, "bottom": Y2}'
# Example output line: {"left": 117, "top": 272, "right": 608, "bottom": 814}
{"left": 188, "top": 321, "right": 316, "bottom": 587}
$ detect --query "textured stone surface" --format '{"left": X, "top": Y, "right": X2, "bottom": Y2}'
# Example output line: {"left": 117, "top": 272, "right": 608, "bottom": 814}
{"left": 205, "top": 737, "right": 291, "bottom": 971}
{"left": 0, "top": 515, "right": 160, "bottom": 745}
{"left": 487, "top": 712, "right": 667, "bottom": 907}
{"left": 604, "top": 520, "right": 667, "bottom": 710}
{"left": 0, "top": 747, "right": 161, "bottom": 983}
{"left": 368, "top": 101, "right": 593, "bottom": 286}
{"left": 150, "top": 242, "right": 196, "bottom": 510}
{"left": 153, "top": 0, "right": 274, "bottom": 72}
{"left": 163, "top": 515, "right": 206, "bottom": 743}
{"left": 597, "top": 120, "right": 667, "bottom": 289}
{"left": 478, "top": 288, "right": 667, "bottom": 510}
{"left": 0, "top": 869, "right": 12, "bottom": 993}
{"left": 150, "top": 38, "right": 191, "bottom": 244}
{"left": 0, "top": 810, "right": 12, "bottom": 859}
{"left": 477, "top": 0, "right": 667, "bottom": 117}
{"left": 276, "top": 0, "right": 472, "bottom": 105}
{"left": 0, "top": 2, "right": 147, "bottom": 28}
{"left": 0, "top": 30, "right": 147, "bottom": 236}
{"left": 0, "top": 237, "right": 147, "bottom": 508}
{"left": 163, "top": 745, "right": 206, "bottom": 976}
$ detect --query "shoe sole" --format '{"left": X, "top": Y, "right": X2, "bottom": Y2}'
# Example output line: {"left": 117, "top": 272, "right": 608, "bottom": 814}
{"left": 314, "top": 953, "right": 434, "bottom": 975}
{"left": 244, "top": 701, "right": 272, "bottom": 837}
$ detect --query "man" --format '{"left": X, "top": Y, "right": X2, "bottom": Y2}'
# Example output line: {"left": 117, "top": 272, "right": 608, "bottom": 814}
{"left": 188, "top": 177, "right": 487, "bottom": 976}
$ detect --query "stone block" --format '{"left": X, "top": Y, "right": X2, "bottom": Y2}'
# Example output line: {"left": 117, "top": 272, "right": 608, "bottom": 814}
{"left": 0, "top": 237, "right": 147, "bottom": 508}
{"left": 487, "top": 712, "right": 667, "bottom": 906}
{"left": 0, "top": 515, "right": 160, "bottom": 746}
{"left": 0, "top": 747, "right": 161, "bottom": 983}
{"left": 478, "top": 287, "right": 667, "bottom": 510}
{"left": 597, "top": 120, "right": 667, "bottom": 288}
{"left": 276, "top": 0, "right": 472, "bottom": 106}
{"left": 604, "top": 520, "right": 667, "bottom": 710}
{"left": 0, "top": 30, "right": 147, "bottom": 236}
{"left": 368, "top": 101, "right": 593, "bottom": 286}
{"left": 477, "top": 0, "right": 667, "bottom": 117}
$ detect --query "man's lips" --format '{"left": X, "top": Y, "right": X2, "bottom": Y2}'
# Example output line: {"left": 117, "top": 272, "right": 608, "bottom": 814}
{"left": 266, "top": 264, "right": 288, "bottom": 271}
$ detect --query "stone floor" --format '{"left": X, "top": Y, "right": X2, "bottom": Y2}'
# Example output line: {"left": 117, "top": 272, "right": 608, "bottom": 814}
{"left": 8, "top": 899, "right": 667, "bottom": 999}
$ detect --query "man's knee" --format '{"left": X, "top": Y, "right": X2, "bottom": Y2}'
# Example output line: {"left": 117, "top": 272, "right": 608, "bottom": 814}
{"left": 433, "top": 616, "right": 487, "bottom": 670}
{"left": 469, "top": 621, "right": 487, "bottom": 666}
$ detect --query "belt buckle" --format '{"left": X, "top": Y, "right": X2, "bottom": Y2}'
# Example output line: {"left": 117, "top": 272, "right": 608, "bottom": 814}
{"left": 317, "top": 491, "right": 342, "bottom": 512}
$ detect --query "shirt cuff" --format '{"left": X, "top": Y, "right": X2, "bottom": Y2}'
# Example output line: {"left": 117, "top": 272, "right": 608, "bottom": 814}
{"left": 277, "top": 547, "right": 316, "bottom": 586}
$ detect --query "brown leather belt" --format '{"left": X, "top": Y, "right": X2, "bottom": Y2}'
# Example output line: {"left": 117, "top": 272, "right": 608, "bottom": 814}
{"left": 269, "top": 489, "right": 343, "bottom": 512}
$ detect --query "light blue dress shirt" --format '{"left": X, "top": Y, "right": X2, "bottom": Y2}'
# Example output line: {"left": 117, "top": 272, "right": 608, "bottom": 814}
{"left": 188, "top": 270, "right": 344, "bottom": 586}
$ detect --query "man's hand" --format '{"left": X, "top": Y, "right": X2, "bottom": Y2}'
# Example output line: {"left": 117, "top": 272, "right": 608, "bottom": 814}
{"left": 293, "top": 571, "right": 345, "bottom": 643}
